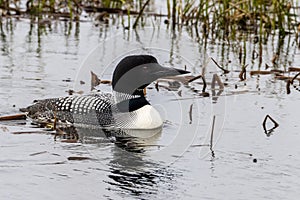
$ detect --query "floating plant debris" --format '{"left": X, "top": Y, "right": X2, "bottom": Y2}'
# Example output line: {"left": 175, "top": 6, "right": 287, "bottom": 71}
{"left": 211, "top": 57, "right": 230, "bottom": 74}
{"left": 286, "top": 80, "right": 292, "bottom": 94}
{"left": 189, "top": 104, "right": 193, "bottom": 124}
{"left": 289, "top": 67, "right": 300, "bottom": 72}
{"left": 262, "top": 115, "right": 279, "bottom": 137}
{"left": 291, "top": 72, "right": 300, "bottom": 83}
{"left": 12, "top": 130, "right": 49, "bottom": 135}
{"left": 67, "top": 156, "right": 93, "bottom": 161}
{"left": 62, "top": 78, "right": 72, "bottom": 82}
{"left": 210, "top": 115, "right": 216, "bottom": 158}
{"left": 0, "top": 114, "right": 26, "bottom": 121}
{"left": 90, "top": 71, "right": 111, "bottom": 91}
{"left": 29, "top": 151, "right": 48, "bottom": 156}
{"left": 187, "top": 74, "right": 203, "bottom": 83}
{"left": 250, "top": 71, "right": 272, "bottom": 76}
{"left": 239, "top": 65, "right": 248, "bottom": 81}
{"left": 91, "top": 71, "right": 102, "bottom": 90}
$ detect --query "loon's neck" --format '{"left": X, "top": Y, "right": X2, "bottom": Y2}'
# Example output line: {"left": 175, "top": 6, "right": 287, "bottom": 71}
{"left": 112, "top": 91, "right": 163, "bottom": 130}
{"left": 113, "top": 91, "right": 141, "bottom": 103}
{"left": 113, "top": 91, "right": 150, "bottom": 112}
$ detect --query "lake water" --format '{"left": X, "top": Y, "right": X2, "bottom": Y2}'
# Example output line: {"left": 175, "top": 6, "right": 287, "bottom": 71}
{"left": 1, "top": 11, "right": 300, "bottom": 200}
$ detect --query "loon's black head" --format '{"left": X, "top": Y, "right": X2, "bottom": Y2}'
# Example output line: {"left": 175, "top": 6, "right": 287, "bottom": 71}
{"left": 112, "top": 55, "right": 190, "bottom": 96}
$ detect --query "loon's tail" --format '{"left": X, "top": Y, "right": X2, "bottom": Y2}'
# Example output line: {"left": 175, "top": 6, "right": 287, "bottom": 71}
{"left": 0, "top": 99, "right": 59, "bottom": 122}
{"left": 19, "top": 98, "right": 59, "bottom": 119}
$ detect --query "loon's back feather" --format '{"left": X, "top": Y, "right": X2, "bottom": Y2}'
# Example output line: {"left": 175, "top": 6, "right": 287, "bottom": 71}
{"left": 20, "top": 93, "right": 114, "bottom": 127}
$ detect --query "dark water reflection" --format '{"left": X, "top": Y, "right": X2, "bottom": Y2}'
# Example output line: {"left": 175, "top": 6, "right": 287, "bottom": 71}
{"left": 107, "top": 151, "right": 163, "bottom": 197}
{"left": 106, "top": 138, "right": 181, "bottom": 199}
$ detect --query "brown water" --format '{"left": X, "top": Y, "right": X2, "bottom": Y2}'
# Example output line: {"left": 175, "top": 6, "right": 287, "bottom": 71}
{"left": 1, "top": 14, "right": 300, "bottom": 200}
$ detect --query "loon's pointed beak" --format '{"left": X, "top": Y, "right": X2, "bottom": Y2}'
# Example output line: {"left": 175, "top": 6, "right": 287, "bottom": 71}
{"left": 150, "top": 63, "right": 190, "bottom": 79}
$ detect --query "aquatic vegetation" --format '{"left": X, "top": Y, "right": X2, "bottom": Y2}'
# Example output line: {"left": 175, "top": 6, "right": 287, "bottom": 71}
{"left": 172, "top": 0, "right": 297, "bottom": 37}
{"left": 164, "top": 0, "right": 299, "bottom": 73}
{"left": 0, "top": 1, "right": 297, "bottom": 36}
{"left": 0, "top": 1, "right": 299, "bottom": 84}
{"left": 0, "top": 0, "right": 148, "bottom": 20}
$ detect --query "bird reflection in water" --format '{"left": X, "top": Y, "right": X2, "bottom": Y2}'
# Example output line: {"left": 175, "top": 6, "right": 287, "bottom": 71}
{"left": 106, "top": 136, "right": 178, "bottom": 197}
{"left": 54, "top": 125, "right": 178, "bottom": 197}
{"left": 54, "top": 124, "right": 163, "bottom": 153}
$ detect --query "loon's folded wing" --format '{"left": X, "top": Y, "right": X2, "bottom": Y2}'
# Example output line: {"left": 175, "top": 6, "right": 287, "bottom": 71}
{"left": 20, "top": 93, "right": 114, "bottom": 127}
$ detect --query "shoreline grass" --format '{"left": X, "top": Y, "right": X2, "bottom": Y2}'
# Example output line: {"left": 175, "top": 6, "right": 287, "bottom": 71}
{"left": 0, "top": 1, "right": 297, "bottom": 32}
{"left": 0, "top": 0, "right": 298, "bottom": 71}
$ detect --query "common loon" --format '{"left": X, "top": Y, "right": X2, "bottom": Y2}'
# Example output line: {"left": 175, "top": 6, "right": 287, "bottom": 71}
{"left": 20, "top": 55, "right": 189, "bottom": 131}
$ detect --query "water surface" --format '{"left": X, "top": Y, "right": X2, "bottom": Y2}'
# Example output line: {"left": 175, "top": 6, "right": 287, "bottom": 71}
{"left": 1, "top": 16, "right": 300, "bottom": 200}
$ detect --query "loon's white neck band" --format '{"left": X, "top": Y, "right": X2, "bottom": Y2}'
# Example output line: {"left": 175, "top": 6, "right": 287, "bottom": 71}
{"left": 113, "top": 91, "right": 142, "bottom": 104}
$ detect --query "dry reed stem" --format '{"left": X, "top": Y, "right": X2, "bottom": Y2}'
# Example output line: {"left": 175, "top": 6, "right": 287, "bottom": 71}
{"left": 211, "top": 57, "right": 230, "bottom": 74}
{"left": 0, "top": 113, "right": 26, "bottom": 121}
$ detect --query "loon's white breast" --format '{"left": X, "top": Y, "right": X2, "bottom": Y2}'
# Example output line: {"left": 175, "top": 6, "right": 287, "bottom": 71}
{"left": 113, "top": 104, "right": 163, "bottom": 130}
